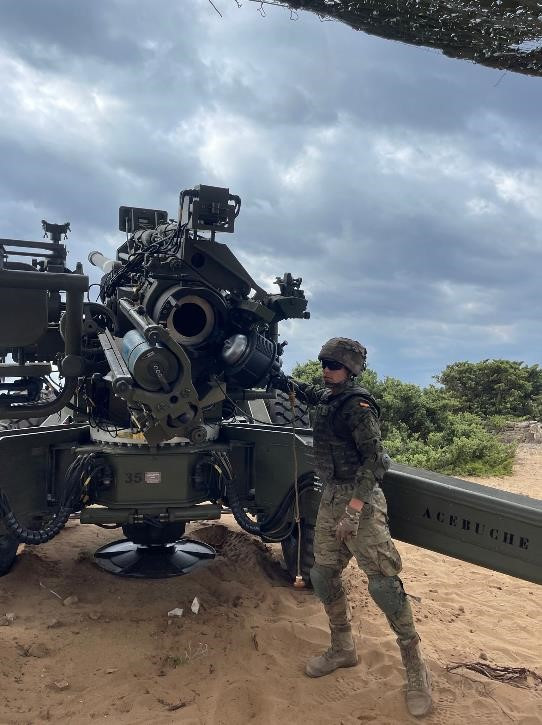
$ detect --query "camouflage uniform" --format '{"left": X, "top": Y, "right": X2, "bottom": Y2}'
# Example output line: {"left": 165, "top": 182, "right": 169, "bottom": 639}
{"left": 285, "top": 338, "right": 432, "bottom": 717}
{"left": 296, "top": 378, "right": 416, "bottom": 641}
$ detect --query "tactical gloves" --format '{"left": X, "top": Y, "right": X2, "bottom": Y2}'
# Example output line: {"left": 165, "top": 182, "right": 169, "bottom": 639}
{"left": 269, "top": 372, "right": 293, "bottom": 393}
{"left": 335, "top": 505, "right": 361, "bottom": 544}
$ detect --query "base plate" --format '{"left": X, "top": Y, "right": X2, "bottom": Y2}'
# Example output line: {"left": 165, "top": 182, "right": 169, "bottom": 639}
{"left": 94, "top": 537, "right": 216, "bottom": 578}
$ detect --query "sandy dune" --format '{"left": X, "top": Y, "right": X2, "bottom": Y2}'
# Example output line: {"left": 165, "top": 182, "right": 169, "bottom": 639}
{"left": 1, "top": 445, "right": 541, "bottom": 724}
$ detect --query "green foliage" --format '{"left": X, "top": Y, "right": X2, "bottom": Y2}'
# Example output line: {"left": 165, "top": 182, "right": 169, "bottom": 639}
{"left": 357, "top": 376, "right": 457, "bottom": 441}
{"left": 291, "top": 358, "right": 518, "bottom": 477}
{"left": 435, "top": 359, "right": 542, "bottom": 419}
{"left": 292, "top": 359, "right": 322, "bottom": 387}
{"left": 486, "top": 414, "right": 512, "bottom": 433}
{"left": 357, "top": 367, "right": 378, "bottom": 391}
{"left": 531, "top": 397, "right": 542, "bottom": 421}
{"left": 383, "top": 412, "right": 515, "bottom": 476}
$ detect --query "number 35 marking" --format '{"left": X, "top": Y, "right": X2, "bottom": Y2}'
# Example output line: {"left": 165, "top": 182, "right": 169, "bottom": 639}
{"left": 125, "top": 472, "right": 143, "bottom": 484}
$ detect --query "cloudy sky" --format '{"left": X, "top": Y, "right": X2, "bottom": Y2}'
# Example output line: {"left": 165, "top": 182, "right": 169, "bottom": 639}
{"left": 1, "top": 0, "right": 541, "bottom": 385}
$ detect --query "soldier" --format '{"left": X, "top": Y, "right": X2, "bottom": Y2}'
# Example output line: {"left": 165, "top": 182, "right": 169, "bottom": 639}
{"left": 274, "top": 338, "right": 432, "bottom": 718}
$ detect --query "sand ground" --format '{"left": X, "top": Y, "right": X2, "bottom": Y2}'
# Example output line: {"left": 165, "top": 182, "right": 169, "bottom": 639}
{"left": 1, "top": 445, "right": 541, "bottom": 725}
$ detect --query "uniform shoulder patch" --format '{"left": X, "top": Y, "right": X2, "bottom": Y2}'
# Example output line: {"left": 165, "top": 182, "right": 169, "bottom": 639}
{"left": 358, "top": 401, "right": 370, "bottom": 408}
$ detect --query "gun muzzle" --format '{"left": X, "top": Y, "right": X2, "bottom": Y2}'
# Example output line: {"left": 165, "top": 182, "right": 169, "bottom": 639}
{"left": 88, "top": 251, "right": 120, "bottom": 274}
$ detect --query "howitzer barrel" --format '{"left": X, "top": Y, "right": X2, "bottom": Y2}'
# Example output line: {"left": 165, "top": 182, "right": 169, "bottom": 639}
{"left": 88, "top": 250, "right": 120, "bottom": 274}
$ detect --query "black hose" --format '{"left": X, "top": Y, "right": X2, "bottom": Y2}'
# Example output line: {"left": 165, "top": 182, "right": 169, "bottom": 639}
{"left": 259, "top": 473, "right": 317, "bottom": 533}
{"left": 224, "top": 472, "right": 318, "bottom": 540}
{"left": 0, "top": 500, "right": 73, "bottom": 545}
{"left": 0, "top": 454, "right": 97, "bottom": 545}
{"left": 224, "top": 476, "right": 261, "bottom": 536}
{"left": 259, "top": 519, "right": 297, "bottom": 543}
{"left": 0, "top": 376, "right": 78, "bottom": 420}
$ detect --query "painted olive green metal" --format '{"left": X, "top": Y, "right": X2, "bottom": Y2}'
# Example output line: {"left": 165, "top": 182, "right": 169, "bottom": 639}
{"left": 383, "top": 463, "right": 542, "bottom": 585}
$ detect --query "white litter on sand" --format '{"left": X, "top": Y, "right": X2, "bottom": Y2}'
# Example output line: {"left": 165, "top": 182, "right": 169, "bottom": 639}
{"left": 167, "top": 607, "right": 184, "bottom": 618}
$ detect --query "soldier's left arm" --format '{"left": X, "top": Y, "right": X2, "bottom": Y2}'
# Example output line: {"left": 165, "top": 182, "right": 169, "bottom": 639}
{"left": 344, "top": 400, "right": 386, "bottom": 507}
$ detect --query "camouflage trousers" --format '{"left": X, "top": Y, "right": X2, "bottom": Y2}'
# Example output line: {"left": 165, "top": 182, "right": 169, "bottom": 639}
{"left": 311, "top": 482, "right": 417, "bottom": 641}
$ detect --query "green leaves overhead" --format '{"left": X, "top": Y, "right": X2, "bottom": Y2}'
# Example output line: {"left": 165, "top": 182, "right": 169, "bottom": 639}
{"left": 250, "top": 1, "right": 542, "bottom": 77}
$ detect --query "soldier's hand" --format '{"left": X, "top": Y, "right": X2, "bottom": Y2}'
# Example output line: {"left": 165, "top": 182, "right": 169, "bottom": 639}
{"left": 335, "top": 505, "right": 361, "bottom": 544}
{"left": 269, "top": 371, "right": 292, "bottom": 393}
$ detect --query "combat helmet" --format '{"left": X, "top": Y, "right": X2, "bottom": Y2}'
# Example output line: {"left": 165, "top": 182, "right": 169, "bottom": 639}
{"left": 318, "top": 337, "right": 367, "bottom": 376}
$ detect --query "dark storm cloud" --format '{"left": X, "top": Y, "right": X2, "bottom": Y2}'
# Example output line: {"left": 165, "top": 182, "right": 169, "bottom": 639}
{"left": 0, "top": 0, "right": 144, "bottom": 68}
{"left": 0, "top": 0, "right": 540, "bottom": 383}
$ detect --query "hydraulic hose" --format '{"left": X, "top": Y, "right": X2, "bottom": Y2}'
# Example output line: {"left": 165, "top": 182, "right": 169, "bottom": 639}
{"left": 224, "top": 475, "right": 261, "bottom": 536}
{"left": 259, "top": 474, "right": 317, "bottom": 533}
{"left": 0, "top": 498, "right": 73, "bottom": 545}
{"left": 0, "top": 454, "right": 97, "bottom": 545}
{"left": 223, "top": 472, "right": 317, "bottom": 540}
{"left": 0, "top": 377, "right": 78, "bottom": 420}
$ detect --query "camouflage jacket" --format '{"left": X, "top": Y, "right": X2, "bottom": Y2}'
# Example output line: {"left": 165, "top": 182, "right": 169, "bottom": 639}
{"left": 294, "top": 379, "right": 387, "bottom": 503}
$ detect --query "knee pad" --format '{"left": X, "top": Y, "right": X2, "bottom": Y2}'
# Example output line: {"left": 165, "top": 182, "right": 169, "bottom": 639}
{"left": 367, "top": 575, "right": 406, "bottom": 617}
{"left": 310, "top": 564, "right": 343, "bottom": 605}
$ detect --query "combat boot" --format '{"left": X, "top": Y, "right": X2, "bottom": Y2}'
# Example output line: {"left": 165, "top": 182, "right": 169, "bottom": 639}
{"left": 397, "top": 635, "right": 432, "bottom": 717}
{"left": 305, "top": 596, "right": 358, "bottom": 677}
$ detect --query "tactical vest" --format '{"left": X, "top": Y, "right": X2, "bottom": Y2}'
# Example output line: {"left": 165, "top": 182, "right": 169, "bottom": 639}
{"left": 312, "top": 385, "right": 380, "bottom": 483}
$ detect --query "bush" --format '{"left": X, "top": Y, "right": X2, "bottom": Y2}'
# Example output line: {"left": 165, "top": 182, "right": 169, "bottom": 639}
{"left": 291, "top": 359, "right": 516, "bottom": 477}
{"left": 384, "top": 413, "right": 515, "bottom": 476}
{"left": 360, "top": 376, "right": 458, "bottom": 441}
{"left": 435, "top": 359, "right": 542, "bottom": 419}
{"left": 292, "top": 359, "right": 322, "bottom": 387}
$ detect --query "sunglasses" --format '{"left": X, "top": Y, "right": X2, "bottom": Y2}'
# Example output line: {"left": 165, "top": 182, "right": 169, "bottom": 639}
{"left": 321, "top": 359, "right": 344, "bottom": 371}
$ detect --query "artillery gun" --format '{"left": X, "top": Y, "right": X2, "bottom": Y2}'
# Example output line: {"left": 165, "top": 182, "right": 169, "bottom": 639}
{"left": 0, "top": 184, "right": 540, "bottom": 586}
{"left": 0, "top": 186, "right": 317, "bottom": 577}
